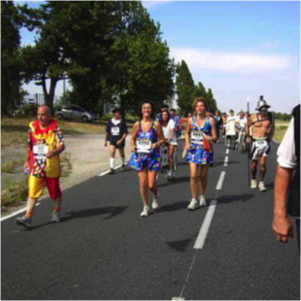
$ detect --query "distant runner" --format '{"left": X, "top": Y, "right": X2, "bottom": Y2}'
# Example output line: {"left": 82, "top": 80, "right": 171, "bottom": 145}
{"left": 246, "top": 96, "right": 275, "bottom": 191}
{"left": 104, "top": 108, "right": 128, "bottom": 174}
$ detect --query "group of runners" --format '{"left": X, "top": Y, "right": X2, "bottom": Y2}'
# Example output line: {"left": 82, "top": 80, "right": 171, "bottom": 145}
{"left": 16, "top": 96, "right": 276, "bottom": 226}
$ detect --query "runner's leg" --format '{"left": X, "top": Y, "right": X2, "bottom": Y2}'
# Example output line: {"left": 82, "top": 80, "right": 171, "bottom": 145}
{"left": 200, "top": 163, "right": 210, "bottom": 196}
{"left": 190, "top": 163, "right": 198, "bottom": 199}
{"left": 138, "top": 170, "right": 149, "bottom": 206}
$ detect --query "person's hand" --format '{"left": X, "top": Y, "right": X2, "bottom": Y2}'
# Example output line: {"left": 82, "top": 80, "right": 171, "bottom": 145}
{"left": 246, "top": 137, "right": 251, "bottom": 144}
{"left": 185, "top": 143, "right": 190, "bottom": 150}
{"left": 23, "top": 161, "right": 30, "bottom": 170}
{"left": 104, "top": 141, "right": 107, "bottom": 147}
{"left": 151, "top": 142, "right": 159, "bottom": 150}
{"left": 46, "top": 150, "right": 57, "bottom": 159}
{"left": 272, "top": 216, "right": 294, "bottom": 243}
{"left": 131, "top": 145, "right": 136, "bottom": 153}
{"left": 117, "top": 139, "right": 122, "bottom": 145}
{"left": 203, "top": 135, "right": 212, "bottom": 141}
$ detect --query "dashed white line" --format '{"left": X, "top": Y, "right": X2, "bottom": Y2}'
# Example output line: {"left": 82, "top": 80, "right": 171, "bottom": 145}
{"left": 1, "top": 203, "right": 41, "bottom": 222}
{"left": 224, "top": 156, "right": 229, "bottom": 167}
{"left": 226, "top": 148, "right": 229, "bottom": 155}
{"left": 216, "top": 171, "right": 226, "bottom": 190}
{"left": 194, "top": 200, "right": 218, "bottom": 249}
{"left": 97, "top": 164, "right": 122, "bottom": 176}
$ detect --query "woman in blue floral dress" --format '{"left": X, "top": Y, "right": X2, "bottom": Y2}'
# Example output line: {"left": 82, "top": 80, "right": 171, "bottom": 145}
{"left": 128, "top": 101, "right": 165, "bottom": 217}
{"left": 184, "top": 97, "right": 217, "bottom": 211}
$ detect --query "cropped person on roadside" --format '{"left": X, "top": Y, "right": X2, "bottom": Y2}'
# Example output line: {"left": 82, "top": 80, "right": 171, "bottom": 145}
{"left": 128, "top": 101, "right": 165, "bottom": 217}
{"left": 155, "top": 104, "right": 169, "bottom": 122}
{"left": 214, "top": 110, "right": 222, "bottom": 143}
{"left": 16, "top": 106, "right": 65, "bottom": 228}
{"left": 184, "top": 97, "right": 217, "bottom": 210}
{"left": 104, "top": 108, "right": 128, "bottom": 174}
{"left": 225, "top": 109, "right": 237, "bottom": 149}
{"left": 170, "top": 109, "right": 182, "bottom": 139}
{"left": 272, "top": 104, "right": 300, "bottom": 252}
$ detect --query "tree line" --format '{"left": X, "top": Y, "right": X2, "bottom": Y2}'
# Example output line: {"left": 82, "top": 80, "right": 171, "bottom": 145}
{"left": 1, "top": 1, "right": 218, "bottom": 117}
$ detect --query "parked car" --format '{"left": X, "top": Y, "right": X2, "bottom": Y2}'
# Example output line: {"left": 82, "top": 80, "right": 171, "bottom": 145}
{"left": 55, "top": 104, "right": 98, "bottom": 122}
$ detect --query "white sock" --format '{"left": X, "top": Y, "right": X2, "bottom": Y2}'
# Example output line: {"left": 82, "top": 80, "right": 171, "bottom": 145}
{"left": 110, "top": 158, "right": 115, "bottom": 169}
{"left": 121, "top": 157, "right": 125, "bottom": 165}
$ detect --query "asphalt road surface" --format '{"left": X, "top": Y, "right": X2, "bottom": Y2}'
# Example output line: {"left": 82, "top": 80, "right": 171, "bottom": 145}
{"left": 1, "top": 140, "right": 300, "bottom": 300}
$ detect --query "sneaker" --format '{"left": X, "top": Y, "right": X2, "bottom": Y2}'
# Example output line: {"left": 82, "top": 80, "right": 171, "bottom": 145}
{"left": 16, "top": 216, "right": 32, "bottom": 228}
{"left": 258, "top": 181, "right": 267, "bottom": 192}
{"left": 120, "top": 164, "right": 126, "bottom": 171}
{"left": 152, "top": 192, "right": 160, "bottom": 209}
{"left": 250, "top": 179, "right": 257, "bottom": 189}
{"left": 140, "top": 205, "right": 150, "bottom": 217}
{"left": 51, "top": 211, "right": 61, "bottom": 222}
{"left": 108, "top": 168, "right": 115, "bottom": 175}
{"left": 187, "top": 199, "right": 198, "bottom": 211}
{"left": 199, "top": 195, "right": 207, "bottom": 207}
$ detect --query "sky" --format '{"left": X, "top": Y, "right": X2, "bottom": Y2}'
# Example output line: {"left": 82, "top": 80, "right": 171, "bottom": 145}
{"left": 16, "top": 0, "right": 300, "bottom": 113}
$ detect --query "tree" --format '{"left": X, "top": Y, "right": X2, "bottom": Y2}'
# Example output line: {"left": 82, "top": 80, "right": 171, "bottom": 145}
{"left": 1, "top": 1, "right": 22, "bottom": 115}
{"left": 176, "top": 60, "right": 195, "bottom": 115}
{"left": 206, "top": 88, "right": 218, "bottom": 112}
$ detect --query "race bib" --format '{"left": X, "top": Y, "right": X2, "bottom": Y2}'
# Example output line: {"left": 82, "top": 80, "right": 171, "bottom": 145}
{"left": 111, "top": 126, "right": 120, "bottom": 136}
{"left": 33, "top": 144, "right": 49, "bottom": 159}
{"left": 191, "top": 130, "right": 203, "bottom": 142}
{"left": 136, "top": 138, "right": 151, "bottom": 153}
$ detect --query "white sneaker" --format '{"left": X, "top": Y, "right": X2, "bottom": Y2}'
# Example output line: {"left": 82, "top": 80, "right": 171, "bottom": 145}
{"left": 199, "top": 195, "right": 207, "bottom": 207}
{"left": 187, "top": 199, "right": 198, "bottom": 211}
{"left": 152, "top": 192, "right": 159, "bottom": 209}
{"left": 250, "top": 179, "right": 257, "bottom": 189}
{"left": 258, "top": 181, "right": 267, "bottom": 192}
{"left": 140, "top": 205, "right": 150, "bottom": 217}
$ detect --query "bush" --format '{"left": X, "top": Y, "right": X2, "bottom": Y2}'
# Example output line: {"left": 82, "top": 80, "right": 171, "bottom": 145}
{"left": 13, "top": 103, "right": 38, "bottom": 117}
{"left": 1, "top": 178, "right": 28, "bottom": 207}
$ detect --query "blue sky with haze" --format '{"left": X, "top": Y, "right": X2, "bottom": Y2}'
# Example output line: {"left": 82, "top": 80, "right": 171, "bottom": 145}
{"left": 17, "top": 1, "right": 300, "bottom": 113}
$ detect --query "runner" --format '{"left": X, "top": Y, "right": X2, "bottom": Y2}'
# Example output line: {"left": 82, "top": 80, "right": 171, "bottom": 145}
{"left": 16, "top": 106, "right": 65, "bottom": 228}
{"left": 104, "top": 108, "right": 128, "bottom": 174}
{"left": 221, "top": 112, "right": 227, "bottom": 138}
{"left": 246, "top": 96, "right": 275, "bottom": 191}
{"left": 128, "top": 101, "right": 165, "bottom": 217}
{"left": 184, "top": 97, "right": 217, "bottom": 210}
{"left": 170, "top": 109, "right": 182, "bottom": 139}
{"left": 225, "top": 109, "right": 237, "bottom": 149}
{"left": 159, "top": 110, "right": 178, "bottom": 179}
{"left": 155, "top": 104, "right": 169, "bottom": 121}
{"left": 214, "top": 110, "right": 223, "bottom": 143}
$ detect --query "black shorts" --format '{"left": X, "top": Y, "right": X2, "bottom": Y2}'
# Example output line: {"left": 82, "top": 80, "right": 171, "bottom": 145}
{"left": 109, "top": 141, "right": 125, "bottom": 149}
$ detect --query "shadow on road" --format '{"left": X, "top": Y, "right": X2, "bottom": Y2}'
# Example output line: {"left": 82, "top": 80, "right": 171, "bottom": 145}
{"left": 62, "top": 206, "right": 129, "bottom": 221}
{"left": 157, "top": 176, "right": 190, "bottom": 187}
{"left": 158, "top": 201, "right": 189, "bottom": 212}
{"left": 218, "top": 193, "right": 254, "bottom": 204}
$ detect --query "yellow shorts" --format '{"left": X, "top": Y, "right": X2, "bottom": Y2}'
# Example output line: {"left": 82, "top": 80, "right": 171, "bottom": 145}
{"left": 28, "top": 175, "right": 62, "bottom": 199}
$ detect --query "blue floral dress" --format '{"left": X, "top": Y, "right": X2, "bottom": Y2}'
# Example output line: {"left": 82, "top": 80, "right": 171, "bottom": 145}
{"left": 128, "top": 122, "right": 161, "bottom": 171}
{"left": 186, "top": 117, "right": 214, "bottom": 165}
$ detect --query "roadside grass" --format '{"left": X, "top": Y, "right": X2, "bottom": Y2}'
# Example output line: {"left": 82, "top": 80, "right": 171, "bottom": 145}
{"left": 1, "top": 177, "right": 28, "bottom": 209}
{"left": 274, "top": 125, "right": 288, "bottom": 143}
{"left": 60, "top": 151, "right": 72, "bottom": 178}
{"left": 2, "top": 158, "right": 24, "bottom": 173}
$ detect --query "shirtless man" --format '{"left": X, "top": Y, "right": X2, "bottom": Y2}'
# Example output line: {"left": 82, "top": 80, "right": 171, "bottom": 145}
{"left": 246, "top": 96, "right": 275, "bottom": 191}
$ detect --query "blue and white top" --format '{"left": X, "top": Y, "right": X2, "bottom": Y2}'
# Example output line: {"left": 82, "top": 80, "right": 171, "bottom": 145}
{"left": 190, "top": 117, "right": 212, "bottom": 145}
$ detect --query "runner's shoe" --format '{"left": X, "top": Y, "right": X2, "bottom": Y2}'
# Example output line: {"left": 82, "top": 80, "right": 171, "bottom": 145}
{"left": 140, "top": 205, "right": 150, "bottom": 217}
{"left": 258, "top": 181, "right": 267, "bottom": 192}
{"left": 108, "top": 168, "right": 115, "bottom": 175}
{"left": 199, "top": 195, "right": 207, "bottom": 207}
{"left": 51, "top": 211, "right": 61, "bottom": 222}
{"left": 16, "top": 216, "right": 32, "bottom": 228}
{"left": 120, "top": 164, "right": 126, "bottom": 171}
{"left": 187, "top": 199, "right": 198, "bottom": 211}
{"left": 250, "top": 179, "right": 257, "bottom": 189}
{"left": 152, "top": 192, "right": 159, "bottom": 209}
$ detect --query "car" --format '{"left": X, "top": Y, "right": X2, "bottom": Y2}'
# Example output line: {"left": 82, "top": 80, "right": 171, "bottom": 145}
{"left": 55, "top": 104, "right": 98, "bottom": 122}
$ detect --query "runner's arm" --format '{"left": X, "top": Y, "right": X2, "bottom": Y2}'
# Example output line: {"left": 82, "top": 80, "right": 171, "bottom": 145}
{"left": 130, "top": 122, "right": 139, "bottom": 152}
{"left": 208, "top": 117, "right": 217, "bottom": 142}
{"left": 185, "top": 118, "right": 191, "bottom": 149}
{"left": 154, "top": 121, "right": 165, "bottom": 148}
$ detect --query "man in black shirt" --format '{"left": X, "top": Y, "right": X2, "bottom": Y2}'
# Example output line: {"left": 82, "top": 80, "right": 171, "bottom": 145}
{"left": 104, "top": 108, "right": 128, "bottom": 174}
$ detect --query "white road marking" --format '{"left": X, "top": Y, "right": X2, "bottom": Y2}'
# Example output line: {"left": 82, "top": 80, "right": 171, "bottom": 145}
{"left": 224, "top": 156, "right": 229, "bottom": 167}
{"left": 97, "top": 164, "right": 122, "bottom": 176}
{"left": 216, "top": 171, "right": 226, "bottom": 190}
{"left": 1, "top": 203, "right": 41, "bottom": 222}
{"left": 226, "top": 148, "right": 229, "bottom": 154}
{"left": 172, "top": 298, "right": 185, "bottom": 300}
{"left": 193, "top": 200, "right": 218, "bottom": 249}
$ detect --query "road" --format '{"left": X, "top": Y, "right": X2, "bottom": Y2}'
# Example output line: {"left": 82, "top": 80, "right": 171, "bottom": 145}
{"left": 1, "top": 140, "right": 300, "bottom": 300}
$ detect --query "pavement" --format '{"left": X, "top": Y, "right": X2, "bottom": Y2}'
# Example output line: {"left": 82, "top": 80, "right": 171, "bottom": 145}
{"left": 1, "top": 140, "right": 300, "bottom": 300}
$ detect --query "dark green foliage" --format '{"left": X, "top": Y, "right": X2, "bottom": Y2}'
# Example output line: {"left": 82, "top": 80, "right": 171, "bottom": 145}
{"left": 1, "top": 1, "right": 23, "bottom": 116}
